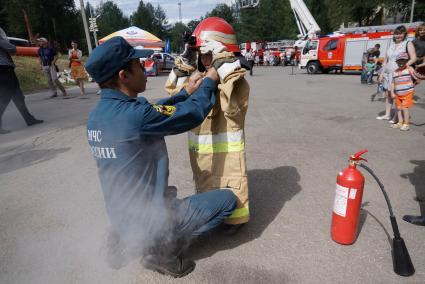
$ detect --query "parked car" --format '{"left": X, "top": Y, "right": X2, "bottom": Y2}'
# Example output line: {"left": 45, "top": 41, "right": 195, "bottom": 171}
{"left": 8, "top": 37, "right": 29, "bottom": 46}
{"left": 141, "top": 56, "right": 162, "bottom": 76}
{"left": 152, "top": 52, "right": 175, "bottom": 70}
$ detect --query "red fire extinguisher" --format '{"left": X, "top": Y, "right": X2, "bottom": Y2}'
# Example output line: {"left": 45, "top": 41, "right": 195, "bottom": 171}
{"left": 331, "top": 149, "right": 368, "bottom": 245}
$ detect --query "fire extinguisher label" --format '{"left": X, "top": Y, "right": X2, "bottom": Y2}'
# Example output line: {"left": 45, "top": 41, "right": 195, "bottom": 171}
{"left": 333, "top": 184, "right": 349, "bottom": 217}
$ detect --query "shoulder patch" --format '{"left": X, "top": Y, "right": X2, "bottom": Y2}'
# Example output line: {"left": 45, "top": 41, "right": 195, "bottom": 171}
{"left": 153, "top": 104, "right": 176, "bottom": 116}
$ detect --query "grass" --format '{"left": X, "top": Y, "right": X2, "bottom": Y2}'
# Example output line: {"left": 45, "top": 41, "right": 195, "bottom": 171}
{"left": 12, "top": 54, "right": 86, "bottom": 94}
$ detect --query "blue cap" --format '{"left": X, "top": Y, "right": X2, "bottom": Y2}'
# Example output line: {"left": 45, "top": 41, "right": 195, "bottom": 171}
{"left": 86, "top": 36, "right": 154, "bottom": 83}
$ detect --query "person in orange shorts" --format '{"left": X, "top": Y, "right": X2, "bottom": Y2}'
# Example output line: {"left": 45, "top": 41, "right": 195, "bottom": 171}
{"left": 68, "top": 41, "right": 87, "bottom": 97}
{"left": 390, "top": 52, "right": 416, "bottom": 131}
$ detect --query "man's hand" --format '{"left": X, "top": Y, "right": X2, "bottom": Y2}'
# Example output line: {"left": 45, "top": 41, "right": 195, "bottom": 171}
{"left": 200, "top": 40, "right": 227, "bottom": 55}
{"left": 205, "top": 67, "right": 219, "bottom": 82}
{"left": 185, "top": 72, "right": 204, "bottom": 95}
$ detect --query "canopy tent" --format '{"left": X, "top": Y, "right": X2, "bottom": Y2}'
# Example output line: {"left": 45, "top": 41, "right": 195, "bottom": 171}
{"left": 98, "top": 26, "right": 164, "bottom": 51}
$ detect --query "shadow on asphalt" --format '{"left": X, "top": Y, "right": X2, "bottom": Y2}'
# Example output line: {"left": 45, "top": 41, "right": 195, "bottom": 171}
{"left": 198, "top": 261, "right": 288, "bottom": 283}
{"left": 401, "top": 160, "right": 425, "bottom": 216}
{"left": 362, "top": 209, "right": 392, "bottom": 247}
{"left": 190, "top": 166, "right": 301, "bottom": 260}
{"left": 0, "top": 147, "right": 71, "bottom": 175}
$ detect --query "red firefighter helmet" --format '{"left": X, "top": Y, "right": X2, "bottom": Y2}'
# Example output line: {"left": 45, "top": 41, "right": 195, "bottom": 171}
{"left": 192, "top": 17, "right": 240, "bottom": 53}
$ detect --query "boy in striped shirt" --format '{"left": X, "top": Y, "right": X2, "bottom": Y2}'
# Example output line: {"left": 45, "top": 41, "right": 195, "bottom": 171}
{"left": 390, "top": 52, "right": 416, "bottom": 131}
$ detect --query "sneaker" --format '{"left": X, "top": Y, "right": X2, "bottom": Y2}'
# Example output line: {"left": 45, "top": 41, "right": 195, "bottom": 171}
{"left": 400, "top": 124, "right": 410, "bottom": 131}
{"left": 376, "top": 115, "right": 390, "bottom": 120}
{"left": 49, "top": 93, "right": 58, "bottom": 98}
{"left": 388, "top": 119, "right": 396, "bottom": 124}
{"left": 141, "top": 254, "right": 195, "bottom": 278}
{"left": 390, "top": 122, "right": 403, "bottom": 129}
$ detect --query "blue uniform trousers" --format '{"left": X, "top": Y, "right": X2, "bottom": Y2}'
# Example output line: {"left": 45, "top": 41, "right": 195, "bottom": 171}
{"left": 173, "top": 189, "right": 237, "bottom": 238}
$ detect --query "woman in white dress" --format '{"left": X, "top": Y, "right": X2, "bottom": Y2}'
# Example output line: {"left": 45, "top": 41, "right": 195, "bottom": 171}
{"left": 377, "top": 25, "right": 416, "bottom": 122}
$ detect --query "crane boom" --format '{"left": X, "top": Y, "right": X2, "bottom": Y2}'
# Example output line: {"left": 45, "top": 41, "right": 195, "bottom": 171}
{"left": 289, "top": 0, "right": 320, "bottom": 38}
{"left": 239, "top": 0, "right": 320, "bottom": 46}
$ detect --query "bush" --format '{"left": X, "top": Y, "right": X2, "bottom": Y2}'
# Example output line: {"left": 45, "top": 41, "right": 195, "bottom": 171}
{"left": 12, "top": 55, "right": 77, "bottom": 93}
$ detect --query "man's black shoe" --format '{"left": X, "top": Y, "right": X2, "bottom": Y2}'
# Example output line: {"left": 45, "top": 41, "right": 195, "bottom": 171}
{"left": 141, "top": 254, "right": 195, "bottom": 278}
{"left": 27, "top": 119, "right": 44, "bottom": 126}
{"left": 221, "top": 223, "right": 245, "bottom": 235}
{"left": 403, "top": 215, "right": 425, "bottom": 226}
{"left": 0, "top": 128, "right": 11, "bottom": 134}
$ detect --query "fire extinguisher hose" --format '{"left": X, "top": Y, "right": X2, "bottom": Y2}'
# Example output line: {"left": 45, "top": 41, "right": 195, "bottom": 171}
{"left": 359, "top": 163, "right": 400, "bottom": 238}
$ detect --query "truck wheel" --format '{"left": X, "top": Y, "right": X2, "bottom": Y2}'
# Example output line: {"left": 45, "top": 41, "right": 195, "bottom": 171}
{"left": 307, "top": 62, "right": 319, "bottom": 74}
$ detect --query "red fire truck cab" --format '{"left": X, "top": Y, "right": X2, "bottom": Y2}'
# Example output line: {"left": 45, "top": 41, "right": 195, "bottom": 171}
{"left": 299, "top": 23, "right": 419, "bottom": 74}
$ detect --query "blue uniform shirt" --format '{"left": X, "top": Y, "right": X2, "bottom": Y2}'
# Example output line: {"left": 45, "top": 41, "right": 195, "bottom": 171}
{"left": 87, "top": 78, "right": 217, "bottom": 245}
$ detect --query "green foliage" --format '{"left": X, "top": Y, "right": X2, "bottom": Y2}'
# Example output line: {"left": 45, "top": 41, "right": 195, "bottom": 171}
{"left": 96, "top": 1, "right": 129, "bottom": 39}
{"left": 3, "top": 0, "right": 81, "bottom": 51}
{"left": 206, "top": 4, "right": 236, "bottom": 26}
{"left": 187, "top": 19, "right": 202, "bottom": 32}
{"left": 1, "top": 0, "right": 422, "bottom": 57}
{"left": 235, "top": 0, "right": 298, "bottom": 42}
{"left": 168, "top": 23, "right": 190, "bottom": 54}
{"left": 130, "top": 1, "right": 169, "bottom": 40}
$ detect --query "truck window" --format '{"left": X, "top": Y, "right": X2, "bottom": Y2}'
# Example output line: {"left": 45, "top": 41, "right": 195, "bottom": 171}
{"left": 323, "top": 39, "right": 338, "bottom": 51}
{"left": 302, "top": 40, "right": 318, "bottom": 55}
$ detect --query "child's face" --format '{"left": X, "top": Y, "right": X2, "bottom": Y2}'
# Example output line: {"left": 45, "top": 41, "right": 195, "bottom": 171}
{"left": 396, "top": 59, "right": 408, "bottom": 68}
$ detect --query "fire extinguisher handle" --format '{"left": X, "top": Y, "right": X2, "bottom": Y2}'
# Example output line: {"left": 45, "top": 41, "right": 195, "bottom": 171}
{"left": 351, "top": 149, "right": 368, "bottom": 162}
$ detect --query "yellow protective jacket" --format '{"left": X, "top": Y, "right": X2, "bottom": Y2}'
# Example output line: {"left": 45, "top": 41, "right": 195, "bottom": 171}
{"left": 165, "top": 54, "right": 250, "bottom": 224}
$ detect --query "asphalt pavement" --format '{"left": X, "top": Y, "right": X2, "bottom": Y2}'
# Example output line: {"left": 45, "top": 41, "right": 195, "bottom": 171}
{"left": 0, "top": 67, "right": 424, "bottom": 284}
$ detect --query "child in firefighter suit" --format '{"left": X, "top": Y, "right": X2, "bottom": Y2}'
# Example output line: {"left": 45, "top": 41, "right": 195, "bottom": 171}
{"left": 165, "top": 17, "right": 250, "bottom": 231}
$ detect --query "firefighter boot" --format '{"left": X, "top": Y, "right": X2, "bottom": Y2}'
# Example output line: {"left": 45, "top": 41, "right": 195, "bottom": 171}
{"left": 141, "top": 254, "right": 195, "bottom": 278}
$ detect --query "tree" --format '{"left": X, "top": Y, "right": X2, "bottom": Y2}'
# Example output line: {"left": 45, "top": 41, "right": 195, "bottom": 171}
{"left": 168, "top": 22, "right": 190, "bottom": 53}
{"left": 3, "top": 0, "right": 82, "bottom": 51}
{"left": 0, "top": 1, "right": 8, "bottom": 31}
{"left": 237, "top": 0, "right": 297, "bottom": 42}
{"left": 206, "top": 4, "right": 236, "bottom": 26}
{"left": 152, "top": 5, "right": 170, "bottom": 40}
{"left": 96, "top": 1, "right": 129, "bottom": 39}
{"left": 187, "top": 19, "right": 201, "bottom": 32}
{"left": 131, "top": 1, "right": 154, "bottom": 31}
{"left": 131, "top": 1, "right": 169, "bottom": 40}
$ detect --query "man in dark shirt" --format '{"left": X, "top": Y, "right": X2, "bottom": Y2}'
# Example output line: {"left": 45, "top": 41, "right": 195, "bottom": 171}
{"left": 85, "top": 37, "right": 237, "bottom": 277}
{"left": 361, "top": 44, "right": 381, "bottom": 83}
{"left": 37, "top": 37, "right": 67, "bottom": 98}
{"left": 0, "top": 27, "right": 43, "bottom": 134}
{"left": 367, "top": 43, "right": 381, "bottom": 61}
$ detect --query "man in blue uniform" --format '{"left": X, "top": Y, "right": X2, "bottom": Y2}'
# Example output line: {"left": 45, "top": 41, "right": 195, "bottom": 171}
{"left": 85, "top": 37, "right": 237, "bottom": 278}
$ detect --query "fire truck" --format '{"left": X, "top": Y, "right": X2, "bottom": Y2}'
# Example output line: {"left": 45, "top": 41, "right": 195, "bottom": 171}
{"left": 299, "top": 23, "right": 421, "bottom": 74}
{"left": 240, "top": 0, "right": 320, "bottom": 50}
{"left": 240, "top": 40, "right": 297, "bottom": 65}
